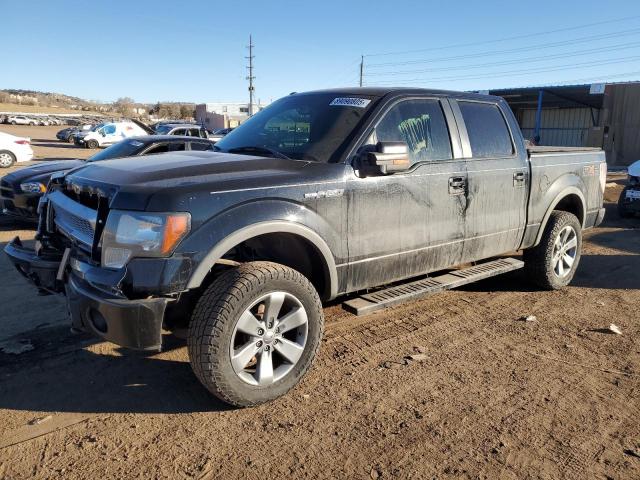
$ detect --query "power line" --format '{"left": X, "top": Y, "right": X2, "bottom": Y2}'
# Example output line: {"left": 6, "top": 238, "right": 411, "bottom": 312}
{"left": 364, "top": 40, "right": 640, "bottom": 77}
{"left": 364, "top": 55, "right": 640, "bottom": 85}
{"left": 484, "top": 69, "right": 640, "bottom": 90}
{"left": 366, "top": 27, "right": 640, "bottom": 68}
{"left": 363, "top": 14, "right": 640, "bottom": 58}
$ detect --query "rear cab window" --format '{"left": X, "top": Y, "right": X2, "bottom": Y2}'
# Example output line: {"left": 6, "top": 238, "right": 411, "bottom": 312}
{"left": 458, "top": 101, "right": 514, "bottom": 158}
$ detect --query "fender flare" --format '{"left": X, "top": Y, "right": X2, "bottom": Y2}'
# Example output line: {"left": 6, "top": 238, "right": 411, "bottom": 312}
{"left": 185, "top": 220, "right": 339, "bottom": 299}
{"left": 533, "top": 186, "right": 586, "bottom": 246}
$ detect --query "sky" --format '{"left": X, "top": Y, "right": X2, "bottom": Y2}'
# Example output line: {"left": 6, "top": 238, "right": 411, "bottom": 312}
{"left": 3, "top": 0, "right": 640, "bottom": 105}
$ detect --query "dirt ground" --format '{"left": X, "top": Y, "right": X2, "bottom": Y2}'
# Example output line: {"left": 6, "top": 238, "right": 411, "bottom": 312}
{"left": 0, "top": 127, "right": 638, "bottom": 479}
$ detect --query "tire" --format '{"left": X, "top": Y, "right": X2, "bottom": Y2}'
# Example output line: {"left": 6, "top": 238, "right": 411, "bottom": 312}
{"left": 86, "top": 140, "right": 99, "bottom": 149}
{"left": 617, "top": 187, "right": 634, "bottom": 218}
{"left": 67, "top": 135, "right": 76, "bottom": 144}
{"left": 0, "top": 150, "right": 16, "bottom": 168}
{"left": 523, "top": 211, "right": 582, "bottom": 290}
{"left": 188, "top": 261, "right": 324, "bottom": 407}
{"left": 10, "top": 121, "right": 16, "bottom": 125}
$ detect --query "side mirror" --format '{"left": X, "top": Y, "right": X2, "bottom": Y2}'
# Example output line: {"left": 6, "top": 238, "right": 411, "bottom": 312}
{"left": 368, "top": 142, "right": 410, "bottom": 174}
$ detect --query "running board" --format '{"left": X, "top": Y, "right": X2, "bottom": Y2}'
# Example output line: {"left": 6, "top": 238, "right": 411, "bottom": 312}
{"left": 342, "top": 257, "right": 524, "bottom": 316}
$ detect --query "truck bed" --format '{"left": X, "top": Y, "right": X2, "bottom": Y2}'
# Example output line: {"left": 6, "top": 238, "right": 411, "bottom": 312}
{"left": 526, "top": 146, "right": 606, "bottom": 238}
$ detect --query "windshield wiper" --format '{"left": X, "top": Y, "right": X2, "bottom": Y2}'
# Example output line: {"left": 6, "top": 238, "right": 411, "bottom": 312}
{"left": 228, "top": 146, "right": 291, "bottom": 160}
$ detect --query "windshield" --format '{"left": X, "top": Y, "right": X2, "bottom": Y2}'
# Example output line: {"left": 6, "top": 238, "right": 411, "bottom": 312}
{"left": 90, "top": 123, "right": 105, "bottom": 132}
{"left": 155, "top": 125, "right": 172, "bottom": 135}
{"left": 214, "top": 92, "right": 378, "bottom": 162}
{"left": 87, "top": 139, "right": 144, "bottom": 162}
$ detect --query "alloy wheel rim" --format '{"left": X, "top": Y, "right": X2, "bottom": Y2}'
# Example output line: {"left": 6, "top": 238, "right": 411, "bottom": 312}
{"left": 229, "top": 291, "right": 308, "bottom": 386}
{"left": 552, "top": 225, "right": 578, "bottom": 278}
{"left": 0, "top": 153, "right": 13, "bottom": 167}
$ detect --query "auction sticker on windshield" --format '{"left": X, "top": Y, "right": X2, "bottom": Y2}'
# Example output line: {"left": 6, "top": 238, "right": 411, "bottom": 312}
{"left": 330, "top": 97, "right": 371, "bottom": 108}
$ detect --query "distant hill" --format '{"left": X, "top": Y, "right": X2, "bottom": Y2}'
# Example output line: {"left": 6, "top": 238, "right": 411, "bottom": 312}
{"left": 0, "top": 89, "right": 110, "bottom": 113}
{"left": 0, "top": 89, "right": 196, "bottom": 120}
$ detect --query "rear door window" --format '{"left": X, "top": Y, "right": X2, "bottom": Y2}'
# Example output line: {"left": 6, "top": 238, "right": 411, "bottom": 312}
{"left": 458, "top": 101, "right": 513, "bottom": 158}
{"left": 373, "top": 99, "right": 453, "bottom": 165}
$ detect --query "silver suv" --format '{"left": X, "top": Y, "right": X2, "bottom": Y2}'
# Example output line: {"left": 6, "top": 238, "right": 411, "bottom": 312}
{"left": 154, "top": 123, "right": 208, "bottom": 138}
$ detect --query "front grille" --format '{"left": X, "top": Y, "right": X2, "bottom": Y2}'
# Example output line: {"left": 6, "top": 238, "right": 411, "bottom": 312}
{"left": 48, "top": 190, "right": 97, "bottom": 249}
{"left": 55, "top": 207, "right": 95, "bottom": 245}
{"left": 0, "top": 180, "right": 14, "bottom": 198}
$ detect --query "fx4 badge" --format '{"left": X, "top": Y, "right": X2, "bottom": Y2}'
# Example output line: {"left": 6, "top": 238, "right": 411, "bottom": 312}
{"left": 304, "top": 189, "right": 344, "bottom": 200}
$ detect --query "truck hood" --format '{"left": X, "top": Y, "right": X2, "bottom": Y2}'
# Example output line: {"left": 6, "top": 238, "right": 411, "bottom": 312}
{"left": 62, "top": 151, "right": 326, "bottom": 210}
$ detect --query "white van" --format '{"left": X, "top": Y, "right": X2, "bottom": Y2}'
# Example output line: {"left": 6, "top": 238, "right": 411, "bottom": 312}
{"left": 76, "top": 121, "right": 148, "bottom": 148}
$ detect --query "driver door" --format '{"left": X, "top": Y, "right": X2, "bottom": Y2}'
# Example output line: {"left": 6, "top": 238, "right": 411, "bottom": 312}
{"left": 346, "top": 97, "right": 468, "bottom": 292}
{"left": 101, "top": 124, "right": 119, "bottom": 145}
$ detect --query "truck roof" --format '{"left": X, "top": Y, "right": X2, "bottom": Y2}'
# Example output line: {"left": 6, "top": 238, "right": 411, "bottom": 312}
{"left": 293, "top": 87, "right": 503, "bottom": 102}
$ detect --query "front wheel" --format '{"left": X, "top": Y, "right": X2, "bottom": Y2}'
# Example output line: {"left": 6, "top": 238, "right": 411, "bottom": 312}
{"left": 86, "top": 140, "right": 99, "bottom": 149}
{"left": 188, "top": 261, "right": 324, "bottom": 407}
{"left": 523, "top": 211, "right": 582, "bottom": 290}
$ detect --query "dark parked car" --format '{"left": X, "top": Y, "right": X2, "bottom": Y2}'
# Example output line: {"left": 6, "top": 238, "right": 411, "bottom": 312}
{"left": 6, "top": 88, "right": 605, "bottom": 407}
{"left": 618, "top": 159, "right": 640, "bottom": 217}
{"left": 0, "top": 135, "right": 215, "bottom": 221}
{"left": 56, "top": 126, "right": 87, "bottom": 143}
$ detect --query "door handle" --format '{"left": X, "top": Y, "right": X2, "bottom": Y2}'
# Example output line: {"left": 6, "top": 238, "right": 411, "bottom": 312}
{"left": 448, "top": 176, "right": 466, "bottom": 195}
{"left": 513, "top": 172, "right": 526, "bottom": 187}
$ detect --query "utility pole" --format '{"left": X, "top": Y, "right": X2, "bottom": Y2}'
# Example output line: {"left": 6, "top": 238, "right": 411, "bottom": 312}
{"left": 246, "top": 35, "right": 256, "bottom": 116}
{"left": 359, "top": 55, "right": 364, "bottom": 87}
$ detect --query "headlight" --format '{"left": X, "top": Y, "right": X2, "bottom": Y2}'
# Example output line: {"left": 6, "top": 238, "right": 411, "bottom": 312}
{"left": 20, "top": 182, "right": 47, "bottom": 194}
{"left": 101, "top": 210, "right": 191, "bottom": 269}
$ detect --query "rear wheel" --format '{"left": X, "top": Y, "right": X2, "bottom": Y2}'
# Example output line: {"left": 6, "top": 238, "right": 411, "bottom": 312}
{"left": 10, "top": 121, "right": 16, "bottom": 125}
{"left": 0, "top": 150, "right": 16, "bottom": 168}
{"left": 523, "top": 211, "right": 582, "bottom": 290}
{"left": 188, "top": 261, "right": 324, "bottom": 407}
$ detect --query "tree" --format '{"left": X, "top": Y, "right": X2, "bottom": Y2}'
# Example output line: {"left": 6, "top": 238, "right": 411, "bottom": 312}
{"left": 179, "top": 104, "right": 193, "bottom": 120}
{"left": 114, "top": 97, "right": 135, "bottom": 117}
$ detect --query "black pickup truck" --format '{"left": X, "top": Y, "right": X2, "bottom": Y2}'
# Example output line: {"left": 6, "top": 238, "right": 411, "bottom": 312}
{"left": 5, "top": 88, "right": 606, "bottom": 406}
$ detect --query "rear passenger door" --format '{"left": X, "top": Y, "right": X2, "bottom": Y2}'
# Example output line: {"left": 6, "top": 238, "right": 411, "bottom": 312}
{"left": 346, "top": 97, "right": 468, "bottom": 291}
{"left": 452, "top": 99, "right": 528, "bottom": 262}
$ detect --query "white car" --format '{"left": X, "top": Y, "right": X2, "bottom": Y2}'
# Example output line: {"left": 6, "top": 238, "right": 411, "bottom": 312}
{"left": 76, "top": 121, "right": 149, "bottom": 148}
{"left": 7, "top": 115, "right": 37, "bottom": 126}
{"left": 0, "top": 131, "right": 34, "bottom": 168}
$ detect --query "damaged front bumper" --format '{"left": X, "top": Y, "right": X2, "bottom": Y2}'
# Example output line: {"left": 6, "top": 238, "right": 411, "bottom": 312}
{"left": 4, "top": 237, "right": 169, "bottom": 351}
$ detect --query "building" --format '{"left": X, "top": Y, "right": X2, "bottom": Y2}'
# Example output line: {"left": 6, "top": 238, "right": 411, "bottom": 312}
{"left": 486, "top": 81, "right": 640, "bottom": 167}
{"left": 195, "top": 102, "right": 268, "bottom": 130}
